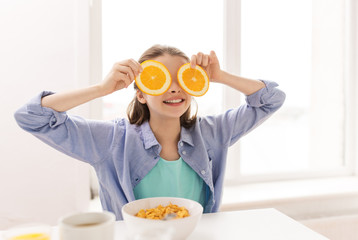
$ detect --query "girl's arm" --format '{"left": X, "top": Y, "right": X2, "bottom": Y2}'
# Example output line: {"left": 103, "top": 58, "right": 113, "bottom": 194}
{"left": 216, "top": 71, "right": 266, "bottom": 95}
{"left": 42, "top": 59, "right": 142, "bottom": 112}
{"left": 192, "top": 51, "right": 285, "bottom": 147}
{"left": 41, "top": 85, "right": 103, "bottom": 112}
{"left": 14, "top": 59, "right": 142, "bottom": 165}
{"left": 191, "top": 51, "right": 265, "bottom": 95}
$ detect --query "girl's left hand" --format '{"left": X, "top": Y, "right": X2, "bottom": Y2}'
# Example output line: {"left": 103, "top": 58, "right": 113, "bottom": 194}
{"left": 190, "top": 51, "right": 222, "bottom": 82}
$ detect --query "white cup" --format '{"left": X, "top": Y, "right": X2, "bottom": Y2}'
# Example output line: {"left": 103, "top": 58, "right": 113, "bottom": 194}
{"left": 59, "top": 211, "right": 115, "bottom": 240}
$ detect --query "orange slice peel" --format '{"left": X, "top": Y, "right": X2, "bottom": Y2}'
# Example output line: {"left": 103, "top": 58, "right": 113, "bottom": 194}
{"left": 177, "top": 63, "right": 209, "bottom": 97}
{"left": 135, "top": 60, "right": 172, "bottom": 96}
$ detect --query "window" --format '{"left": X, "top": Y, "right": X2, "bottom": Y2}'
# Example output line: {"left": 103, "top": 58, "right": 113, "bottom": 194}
{"left": 99, "top": 0, "right": 357, "bottom": 183}
{"left": 234, "top": 0, "right": 354, "bottom": 181}
{"left": 102, "top": 0, "right": 224, "bottom": 120}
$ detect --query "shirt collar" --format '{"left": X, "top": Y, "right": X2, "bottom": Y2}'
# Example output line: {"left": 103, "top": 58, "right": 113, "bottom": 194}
{"left": 141, "top": 121, "right": 195, "bottom": 149}
{"left": 180, "top": 126, "right": 194, "bottom": 147}
{"left": 141, "top": 121, "right": 160, "bottom": 150}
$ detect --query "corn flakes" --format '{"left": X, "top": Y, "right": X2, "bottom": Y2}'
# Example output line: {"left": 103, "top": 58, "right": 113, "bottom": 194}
{"left": 135, "top": 203, "right": 190, "bottom": 220}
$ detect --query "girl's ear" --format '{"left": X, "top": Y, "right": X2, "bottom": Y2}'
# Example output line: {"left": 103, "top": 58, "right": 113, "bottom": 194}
{"left": 136, "top": 90, "right": 147, "bottom": 104}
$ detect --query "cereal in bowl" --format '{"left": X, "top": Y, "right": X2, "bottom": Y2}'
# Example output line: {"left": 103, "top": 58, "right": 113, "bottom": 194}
{"left": 135, "top": 203, "right": 190, "bottom": 220}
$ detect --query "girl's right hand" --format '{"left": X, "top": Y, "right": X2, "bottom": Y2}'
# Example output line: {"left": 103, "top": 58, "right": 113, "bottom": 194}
{"left": 99, "top": 59, "right": 143, "bottom": 96}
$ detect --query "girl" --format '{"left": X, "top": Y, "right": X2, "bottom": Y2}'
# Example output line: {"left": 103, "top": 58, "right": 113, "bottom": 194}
{"left": 14, "top": 44, "right": 285, "bottom": 220}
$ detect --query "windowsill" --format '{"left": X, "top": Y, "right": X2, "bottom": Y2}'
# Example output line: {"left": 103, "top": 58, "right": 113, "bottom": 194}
{"left": 221, "top": 176, "right": 358, "bottom": 220}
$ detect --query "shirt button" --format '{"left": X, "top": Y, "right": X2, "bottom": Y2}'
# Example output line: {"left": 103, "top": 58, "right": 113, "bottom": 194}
{"left": 201, "top": 170, "right": 206, "bottom": 175}
{"left": 180, "top": 142, "right": 184, "bottom": 147}
{"left": 182, "top": 151, "right": 186, "bottom": 155}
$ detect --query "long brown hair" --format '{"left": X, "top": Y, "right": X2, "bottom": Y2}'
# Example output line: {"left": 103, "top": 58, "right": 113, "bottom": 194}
{"left": 127, "top": 44, "right": 197, "bottom": 128}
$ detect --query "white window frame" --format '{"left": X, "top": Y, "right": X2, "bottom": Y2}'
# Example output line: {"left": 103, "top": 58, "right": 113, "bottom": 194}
{"left": 87, "top": 0, "right": 358, "bottom": 185}
{"left": 345, "top": 0, "right": 358, "bottom": 176}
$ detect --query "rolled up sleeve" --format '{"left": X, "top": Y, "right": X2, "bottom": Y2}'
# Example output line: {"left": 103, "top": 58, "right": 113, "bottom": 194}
{"left": 14, "top": 91, "right": 117, "bottom": 165}
{"left": 200, "top": 80, "right": 286, "bottom": 147}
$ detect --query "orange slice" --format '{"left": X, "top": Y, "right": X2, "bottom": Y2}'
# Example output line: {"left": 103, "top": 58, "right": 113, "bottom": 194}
{"left": 177, "top": 63, "right": 209, "bottom": 97}
{"left": 135, "top": 60, "right": 172, "bottom": 96}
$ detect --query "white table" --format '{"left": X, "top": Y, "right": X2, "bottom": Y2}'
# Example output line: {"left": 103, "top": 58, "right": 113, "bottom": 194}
{"left": 1, "top": 209, "right": 329, "bottom": 240}
{"left": 185, "top": 208, "right": 329, "bottom": 239}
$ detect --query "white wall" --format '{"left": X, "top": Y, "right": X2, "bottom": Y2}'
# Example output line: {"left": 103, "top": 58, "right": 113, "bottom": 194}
{"left": 0, "top": 0, "right": 92, "bottom": 229}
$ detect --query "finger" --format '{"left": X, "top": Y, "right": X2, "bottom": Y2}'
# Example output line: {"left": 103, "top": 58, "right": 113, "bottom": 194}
{"left": 123, "top": 77, "right": 133, "bottom": 88}
{"left": 209, "top": 50, "right": 219, "bottom": 64}
{"left": 196, "top": 52, "right": 203, "bottom": 65}
{"left": 125, "top": 66, "right": 135, "bottom": 81}
{"left": 120, "top": 74, "right": 134, "bottom": 88}
{"left": 115, "top": 64, "right": 135, "bottom": 81}
{"left": 127, "top": 58, "right": 143, "bottom": 76}
{"left": 117, "top": 72, "right": 131, "bottom": 83}
{"left": 190, "top": 55, "right": 197, "bottom": 68}
{"left": 202, "top": 54, "right": 209, "bottom": 67}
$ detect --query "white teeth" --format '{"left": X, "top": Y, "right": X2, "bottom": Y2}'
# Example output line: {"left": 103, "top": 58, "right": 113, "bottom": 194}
{"left": 164, "top": 99, "right": 183, "bottom": 103}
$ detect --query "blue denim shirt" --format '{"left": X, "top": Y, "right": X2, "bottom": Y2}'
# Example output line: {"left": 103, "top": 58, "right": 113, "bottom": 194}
{"left": 14, "top": 80, "right": 285, "bottom": 220}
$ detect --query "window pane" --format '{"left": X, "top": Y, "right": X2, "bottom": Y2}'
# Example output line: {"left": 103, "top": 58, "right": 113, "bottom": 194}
{"left": 102, "top": 0, "right": 223, "bottom": 120}
{"left": 239, "top": 0, "right": 345, "bottom": 175}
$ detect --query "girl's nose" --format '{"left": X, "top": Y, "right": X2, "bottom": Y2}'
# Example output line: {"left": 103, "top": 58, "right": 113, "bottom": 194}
{"left": 168, "top": 79, "right": 181, "bottom": 93}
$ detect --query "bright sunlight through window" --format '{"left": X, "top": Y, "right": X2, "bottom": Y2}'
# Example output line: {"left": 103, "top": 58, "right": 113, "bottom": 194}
{"left": 102, "top": 0, "right": 349, "bottom": 182}
{"left": 102, "top": 0, "right": 223, "bottom": 120}
{"left": 238, "top": 0, "right": 346, "bottom": 178}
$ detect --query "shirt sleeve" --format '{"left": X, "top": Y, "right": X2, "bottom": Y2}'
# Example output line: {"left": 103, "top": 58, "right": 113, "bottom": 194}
{"left": 14, "top": 91, "right": 120, "bottom": 165}
{"left": 199, "top": 80, "right": 286, "bottom": 147}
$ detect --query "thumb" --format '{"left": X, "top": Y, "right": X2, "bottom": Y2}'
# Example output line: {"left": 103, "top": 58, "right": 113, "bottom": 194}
{"left": 209, "top": 51, "right": 219, "bottom": 64}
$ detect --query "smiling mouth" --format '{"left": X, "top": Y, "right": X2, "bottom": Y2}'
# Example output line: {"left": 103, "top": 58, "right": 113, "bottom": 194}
{"left": 163, "top": 99, "right": 184, "bottom": 104}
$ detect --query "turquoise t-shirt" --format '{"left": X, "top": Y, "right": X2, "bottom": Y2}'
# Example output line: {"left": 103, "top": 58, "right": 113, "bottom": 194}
{"left": 133, "top": 157, "right": 206, "bottom": 207}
